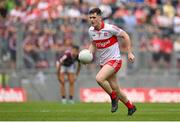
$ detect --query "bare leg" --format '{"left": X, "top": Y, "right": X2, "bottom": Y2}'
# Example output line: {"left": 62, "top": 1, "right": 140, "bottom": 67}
{"left": 107, "top": 73, "right": 135, "bottom": 113}
{"left": 67, "top": 73, "right": 75, "bottom": 98}
{"left": 96, "top": 64, "right": 118, "bottom": 113}
{"left": 96, "top": 65, "right": 115, "bottom": 95}
{"left": 107, "top": 74, "right": 128, "bottom": 103}
{"left": 58, "top": 73, "right": 66, "bottom": 98}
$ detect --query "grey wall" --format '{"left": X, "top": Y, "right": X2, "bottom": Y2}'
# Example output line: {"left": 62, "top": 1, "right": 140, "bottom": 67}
{"left": 4, "top": 66, "right": 179, "bottom": 102}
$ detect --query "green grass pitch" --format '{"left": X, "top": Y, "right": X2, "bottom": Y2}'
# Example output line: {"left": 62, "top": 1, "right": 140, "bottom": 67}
{"left": 0, "top": 102, "right": 180, "bottom": 121}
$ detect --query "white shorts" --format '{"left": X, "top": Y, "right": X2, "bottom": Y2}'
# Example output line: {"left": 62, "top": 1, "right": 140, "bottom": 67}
{"left": 60, "top": 64, "right": 76, "bottom": 73}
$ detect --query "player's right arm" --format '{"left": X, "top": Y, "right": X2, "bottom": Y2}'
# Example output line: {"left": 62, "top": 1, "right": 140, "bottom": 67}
{"left": 88, "top": 42, "right": 96, "bottom": 54}
{"left": 56, "top": 54, "right": 67, "bottom": 77}
{"left": 88, "top": 27, "right": 96, "bottom": 54}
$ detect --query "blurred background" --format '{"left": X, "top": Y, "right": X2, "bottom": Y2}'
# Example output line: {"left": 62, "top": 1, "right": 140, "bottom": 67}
{"left": 0, "top": 0, "right": 180, "bottom": 102}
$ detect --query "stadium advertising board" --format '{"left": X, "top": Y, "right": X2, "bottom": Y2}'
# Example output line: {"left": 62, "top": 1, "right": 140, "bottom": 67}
{"left": 0, "top": 88, "right": 26, "bottom": 102}
{"left": 80, "top": 88, "right": 180, "bottom": 103}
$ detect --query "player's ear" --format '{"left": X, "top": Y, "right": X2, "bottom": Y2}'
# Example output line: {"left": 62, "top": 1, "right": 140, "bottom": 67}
{"left": 99, "top": 16, "right": 103, "bottom": 21}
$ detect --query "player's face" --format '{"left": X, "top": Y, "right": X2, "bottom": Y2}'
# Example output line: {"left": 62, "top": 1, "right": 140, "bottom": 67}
{"left": 72, "top": 48, "right": 79, "bottom": 57}
{"left": 88, "top": 13, "right": 101, "bottom": 28}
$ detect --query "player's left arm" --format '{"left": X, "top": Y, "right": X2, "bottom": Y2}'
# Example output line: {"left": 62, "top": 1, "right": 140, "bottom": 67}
{"left": 111, "top": 25, "right": 135, "bottom": 63}
{"left": 118, "top": 30, "right": 135, "bottom": 63}
{"left": 76, "top": 62, "right": 81, "bottom": 76}
{"left": 56, "top": 61, "right": 61, "bottom": 81}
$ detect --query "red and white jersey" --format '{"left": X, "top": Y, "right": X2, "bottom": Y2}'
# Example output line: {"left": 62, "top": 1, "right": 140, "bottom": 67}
{"left": 88, "top": 22, "right": 123, "bottom": 65}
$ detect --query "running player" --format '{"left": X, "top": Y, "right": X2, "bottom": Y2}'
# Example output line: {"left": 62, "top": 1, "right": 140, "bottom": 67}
{"left": 87, "top": 8, "right": 136, "bottom": 115}
{"left": 56, "top": 45, "right": 81, "bottom": 104}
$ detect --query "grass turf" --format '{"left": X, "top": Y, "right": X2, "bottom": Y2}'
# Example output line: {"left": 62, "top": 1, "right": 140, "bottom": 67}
{"left": 0, "top": 102, "right": 180, "bottom": 121}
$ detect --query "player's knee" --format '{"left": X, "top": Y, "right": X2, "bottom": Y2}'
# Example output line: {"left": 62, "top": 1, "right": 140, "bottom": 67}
{"left": 60, "top": 80, "right": 65, "bottom": 85}
{"left": 96, "top": 75, "right": 103, "bottom": 83}
{"left": 69, "top": 79, "right": 74, "bottom": 84}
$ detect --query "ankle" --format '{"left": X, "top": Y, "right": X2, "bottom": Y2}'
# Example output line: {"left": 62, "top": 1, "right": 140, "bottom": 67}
{"left": 125, "top": 100, "right": 134, "bottom": 109}
{"left": 69, "top": 95, "right": 73, "bottom": 100}
{"left": 110, "top": 91, "right": 117, "bottom": 99}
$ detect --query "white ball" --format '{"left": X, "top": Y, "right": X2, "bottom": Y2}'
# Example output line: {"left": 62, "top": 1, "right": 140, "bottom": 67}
{"left": 78, "top": 49, "right": 93, "bottom": 64}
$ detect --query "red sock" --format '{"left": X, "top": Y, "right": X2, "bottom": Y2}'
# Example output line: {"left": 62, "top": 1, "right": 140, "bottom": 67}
{"left": 125, "top": 100, "right": 134, "bottom": 109}
{"left": 110, "top": 91, "right": 117, "bottom": 99}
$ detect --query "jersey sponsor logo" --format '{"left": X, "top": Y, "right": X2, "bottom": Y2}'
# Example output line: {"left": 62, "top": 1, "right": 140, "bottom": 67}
{"left": 93, "top": 36, "right": 117, "bottom": 49}
{"left": 96, "top": 40, "right": 110, "bottom": 48}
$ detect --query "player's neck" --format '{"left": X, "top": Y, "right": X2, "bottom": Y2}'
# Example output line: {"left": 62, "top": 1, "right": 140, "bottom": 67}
{"left": 95, "top": 21, "right": 104, "bottom": 31}
{"left": 95, "top": 23, "right": 101, "bottom": 30}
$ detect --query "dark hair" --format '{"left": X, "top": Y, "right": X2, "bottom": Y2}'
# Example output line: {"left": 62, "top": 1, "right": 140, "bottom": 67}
{"left": 72, "top": 45, "right": 79, "bottom": 50}
{"left": 0, "top": 7, "right": 7, "bottom": 18}
{"left": 88, "top": 8, "right": 102, "bottom": 16}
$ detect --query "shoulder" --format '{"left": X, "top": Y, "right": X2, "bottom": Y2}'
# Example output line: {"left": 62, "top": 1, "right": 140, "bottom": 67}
{"left": 104, "top": 23, "right": 114, "bottom": 29}
{"left": 65, "top": 49, "right": 70, "bottom": 54}
{"left": 88, "top": 26, "right": 94, "bottom": 33}
{"left": 105, "top": 23, "right": 123, "bottom": 32}
{"left": 65, "top": 50, "right": 71, "bottom": 56}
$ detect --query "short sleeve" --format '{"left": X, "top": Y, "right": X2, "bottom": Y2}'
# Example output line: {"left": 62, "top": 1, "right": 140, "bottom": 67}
{"left": 59, "top": 50, "right": 70, "bottom": 63}
{"left": 110, "top": 25, "right": 123, "bottom": 36}
{"left": 65, "top": 50, "right": 71, "bottom": 57}
{"left": 88, "top": 28, "right": 93, "bottom": 41}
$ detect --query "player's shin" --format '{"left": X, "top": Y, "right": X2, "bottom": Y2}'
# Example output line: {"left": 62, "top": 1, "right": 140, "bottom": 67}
{"left": 118, "top": 91, "right": 135, "bottom": 110}
{"left": 97, "top": 80, "right": 113, "bottom": 95}
{"left": 96, "top": 80, "right": 119, "bottom": 113}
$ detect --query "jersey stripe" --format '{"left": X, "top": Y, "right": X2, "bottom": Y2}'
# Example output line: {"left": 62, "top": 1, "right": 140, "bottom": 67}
{"left": 93, "top": 36, "right": 118, "bottom": 49}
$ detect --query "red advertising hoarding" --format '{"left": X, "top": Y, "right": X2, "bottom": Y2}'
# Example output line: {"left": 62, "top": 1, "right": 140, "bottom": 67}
{"left": 0, "top": 88, "right": 26, "bottom": 102}
{"left": 80, "top": 88, "right": 180, "bottom": 103}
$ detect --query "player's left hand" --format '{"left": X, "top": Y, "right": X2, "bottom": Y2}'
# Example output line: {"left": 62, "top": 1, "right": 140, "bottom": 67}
{"left": 128, "top": 52, "right": 135, "bottom": 63}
